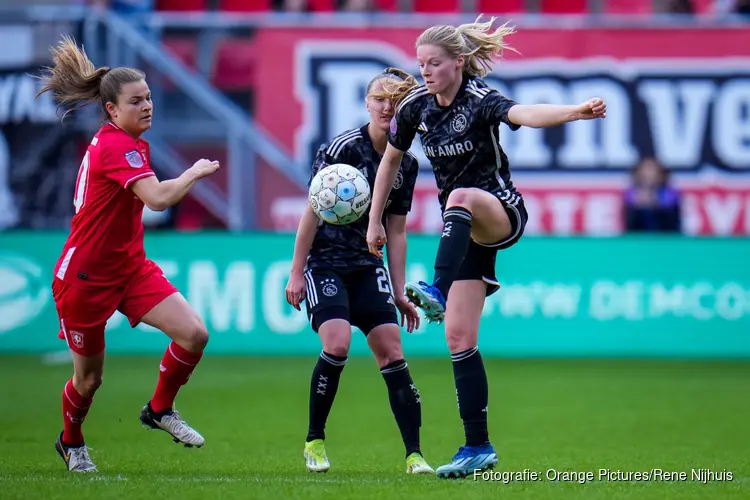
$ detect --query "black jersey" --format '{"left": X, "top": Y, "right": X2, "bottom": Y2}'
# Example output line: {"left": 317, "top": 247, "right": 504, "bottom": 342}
{"left": 307, "top": 124, "right": 419, "bottom": 269}
{"left": 388, "top": 75, "right": 521, "bottom": 210}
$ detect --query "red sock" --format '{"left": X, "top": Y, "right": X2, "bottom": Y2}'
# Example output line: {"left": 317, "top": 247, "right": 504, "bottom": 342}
{"left": 62, "top": 379, "right": 92, "bottom": 446}
{"left": 151, "top": 341, "right": 203, "bottom": 413}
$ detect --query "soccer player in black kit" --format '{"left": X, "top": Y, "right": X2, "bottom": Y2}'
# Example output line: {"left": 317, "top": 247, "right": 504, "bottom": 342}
{"left": 366, "top": 16, "right": 607, "bottom": 478}
{"left": 285, "top": 68, "right": 434, "bottom": 475}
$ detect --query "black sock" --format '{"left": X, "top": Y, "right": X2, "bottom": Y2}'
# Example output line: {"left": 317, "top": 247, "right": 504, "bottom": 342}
{"left": 381, "top": 359, "right": 422, "bottom": 457}
{"left": 306, "top": 351, "right": 347, "bottom": 442}
{"left": 452, "top": 347, "right": 489, "bottom": 447}
{"left": 433, "top": 206, "right": 473, "bottom": 298}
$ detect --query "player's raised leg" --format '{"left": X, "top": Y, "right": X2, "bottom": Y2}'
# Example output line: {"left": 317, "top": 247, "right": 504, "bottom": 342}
{"left": 305, "top": 318, "right": 351, "bottom": 472}
{"left": 435, "top": 279, "right": 498, "bottom": 479}
{"left": 138, "top": 292, "right": 207, "bottom": 447}
{"left": 406, "top": 188, "right": 512, "bottom": 323}
{"left": 120, "top": 262, "right": 208, "bottom": 447}
{"left": 367, "top": 323, "right": 433, "bottom": 474}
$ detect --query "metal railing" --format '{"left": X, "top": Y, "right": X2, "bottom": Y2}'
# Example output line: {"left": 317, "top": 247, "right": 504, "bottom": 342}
{"left": 143, "top": 11, "right": 750, "bottom": 31}
{"left": 82, "top": 9, "right": 313, "bottom": 230}
{"left": 3, "top": 4, "right": 312, "bottom": 230}
{"left": 3, "top": 5, "right": 749, "bottom": 230}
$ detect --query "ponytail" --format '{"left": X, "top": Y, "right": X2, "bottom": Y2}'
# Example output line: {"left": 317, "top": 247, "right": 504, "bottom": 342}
{"left": 416, "top": 15, "right": 517, "bottom": 78}
{"left": 36, "top": 36, "right": 145, "bottom": 120}
{"left": 457, "top": 15, "right": 517, "bottom": 77}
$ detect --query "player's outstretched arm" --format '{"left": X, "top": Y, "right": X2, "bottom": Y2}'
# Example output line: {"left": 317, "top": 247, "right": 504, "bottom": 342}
{"left": 508, "top": 98, "right": 606, "bottom": 128}
{"left": 285, "top": 202, "right": 319, "bottom": 310}
{"left": 385, "top": 213, "right": 420, "bottom": 333}
{"left": 131, "top": 158, "right": 219, "bottom": 211}
{"left": 367, "top": 144, "right": 404, "bottom": 257}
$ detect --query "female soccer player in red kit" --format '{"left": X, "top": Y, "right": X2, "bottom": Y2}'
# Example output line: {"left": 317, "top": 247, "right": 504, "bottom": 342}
{"left": 36, "top": 37, "right": 220, "bottom": 472}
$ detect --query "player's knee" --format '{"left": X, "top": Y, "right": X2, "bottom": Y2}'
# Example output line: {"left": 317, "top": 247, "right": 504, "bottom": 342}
{"left": 73, "top": 372, "right": 102, "bottom": 398}
{"left": 324, "top": 342, "right": 349, "bottom": 358}
{"left": 319, "top": 318, "right": 352, "bottom": 357}
{"left": 375, "top": 350, "right": 403, "bottom": 368}
{"left": 368, "top": 325, "right": 404, "bottom": 367}
{"left": 184, "top": 316, "right": 209, "bottom": 351}
{"left": 322, "top": 327, "right": 351, "bottom": 357}
{"left": 322, "top": 333, "right": 351, "bottom": 358}
{"left": 445, "top": 326, "right": 478, "bottom": 353}
{"left": 446, "top": 188, "right": 476, "bottom": 210}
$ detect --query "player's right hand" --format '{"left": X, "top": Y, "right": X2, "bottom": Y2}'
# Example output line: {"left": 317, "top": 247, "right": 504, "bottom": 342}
{"left": 190, "top": 158, "right": 221, "bottom": 179}
{"left": 366, "top": 222, "right": 387, "bottom": 258}
{"left": 285, "top": 271, "right": 307, "bottom": 311}
{"left": 395, "top": 295, "right": 420, "bottom": 333}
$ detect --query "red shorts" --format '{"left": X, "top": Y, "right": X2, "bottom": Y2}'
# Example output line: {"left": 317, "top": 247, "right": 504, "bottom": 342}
{"left": 52, "top": 259, "right": 178, "bottom": 356}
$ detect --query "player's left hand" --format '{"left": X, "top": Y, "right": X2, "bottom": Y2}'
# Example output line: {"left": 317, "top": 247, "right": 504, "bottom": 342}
{"left": 190, "top": 158, "right": 221, "bottom": 179}
{"left": 576, "top": 98, "right": 606, "bottom": 120}
{"left": 395, "top": 295, "right": 420, "bottom": 333}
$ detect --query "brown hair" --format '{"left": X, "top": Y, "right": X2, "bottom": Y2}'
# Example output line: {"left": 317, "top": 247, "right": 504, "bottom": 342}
{"left": 35, "top": 36, "right": 145, "bottom": 120}
{"left": 632, "top": 157, "right": 670, "bottom": 187}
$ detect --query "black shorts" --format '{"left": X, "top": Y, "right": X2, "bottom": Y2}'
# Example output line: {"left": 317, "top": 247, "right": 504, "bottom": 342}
{"left": 454, "top": 193, "right": 529, "bottom": 297}
{"left": 304, "top": 265, "right": 399, "bottom": 335}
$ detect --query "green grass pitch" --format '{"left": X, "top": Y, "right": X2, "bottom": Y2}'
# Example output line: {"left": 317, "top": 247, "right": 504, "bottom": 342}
{"left": 0, "top": 355, "right": 748, "bottom": 499}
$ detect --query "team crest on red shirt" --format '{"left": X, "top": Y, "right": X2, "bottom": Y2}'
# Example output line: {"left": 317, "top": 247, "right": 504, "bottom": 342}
{"left": 125, "top": 150, "right": 144, "bottom": 168}
{"left": 70, "top": 331, "right": 84, "bottom": 349}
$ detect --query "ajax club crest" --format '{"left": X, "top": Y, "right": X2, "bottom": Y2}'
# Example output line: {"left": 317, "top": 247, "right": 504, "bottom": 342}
{"left": 320, "top": 278, "right": 338, "bottom": 297}
{"left": 451, "top": 113, "right": 468, "bottom": 133}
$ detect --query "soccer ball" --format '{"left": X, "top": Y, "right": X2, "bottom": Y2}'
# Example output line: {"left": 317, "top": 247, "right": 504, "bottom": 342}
{"left": 309, "top": 163, "right": 371, "bottom": 225}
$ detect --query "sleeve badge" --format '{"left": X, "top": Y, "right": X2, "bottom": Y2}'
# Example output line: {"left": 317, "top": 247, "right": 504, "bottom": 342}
{"left": 125, "top": 150, "right": 144, "bottom": 168}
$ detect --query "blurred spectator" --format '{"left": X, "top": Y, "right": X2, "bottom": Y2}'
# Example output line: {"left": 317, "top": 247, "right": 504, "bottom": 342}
{"left": 665, "top": 0, "right": 694, "bottom": 13}
{"left": 272, "top": 0, "right": 310, "bottom": 11}
{"left": 90, "top": 0, "right": 154, "bottom": 14}
{"left": 624, "top": 157, "right": 682, "bottom": 233}
{"left": 714, "top": 0, "right": 750, "bottom": 15}
{"left": 338, "top": 0, "right": 374, "bottom": 11}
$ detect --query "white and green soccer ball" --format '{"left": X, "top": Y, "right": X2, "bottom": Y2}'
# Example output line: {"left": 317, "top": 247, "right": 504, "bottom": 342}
{"left": 309, "top": 163, "right": 371, "bottom": 225}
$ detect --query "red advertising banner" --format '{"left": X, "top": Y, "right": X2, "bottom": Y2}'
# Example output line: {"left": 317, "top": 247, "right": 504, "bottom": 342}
{"left": 253, "top": 27, "right": 750, "bottom": 235}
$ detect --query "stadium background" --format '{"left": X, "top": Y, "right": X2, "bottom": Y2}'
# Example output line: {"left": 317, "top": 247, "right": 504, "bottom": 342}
{"left": 0, "top": 1, "right": 748, "bottom": 498}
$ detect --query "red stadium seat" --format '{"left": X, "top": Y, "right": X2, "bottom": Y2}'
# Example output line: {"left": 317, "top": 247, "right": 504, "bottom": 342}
{"left": 539, "top": 0, "right": 587, "bottom": 13}
{"left": 156, "top": 0, "right": 207, "bottom": 10}
{"left": 603, "top": 0, "right": 652, "bottom": 14}
{"left": 691, "top": 0, "right": 714, "bottom": 13}
{"left": 162, "top": 38, "right": 197, "bottom": 67}
{"left": 162, "top": 37, "right": 257, "bottom": 89}
{"left": 308, "top": 0, "right": 335, "bottom": 10}
{"left": 214, "top": 39, "right": 257, "bottom": 89}
{"left": 476, "top": 0, "right": 525, "bottom": 13}
{"left": 219, "top": 0, "right": 270, "bottom": 11}
{"left": 413, "top": 0, "right": 460, "bottom": 13}
{"left": 375, "top": 0, "right": 398, "bottom": 11}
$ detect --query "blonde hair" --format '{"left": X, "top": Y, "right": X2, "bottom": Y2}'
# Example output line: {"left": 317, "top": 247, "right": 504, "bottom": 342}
{"left": 417, "top": 15, "right": 517, "bottom": 78}
{"left": 372, "top": 16, "right": 516, "bottom": 109}
{"left": 35, "top": 36, "right": 145, "bottom": 120}
{"left": 367, "top": 67, "right": 420, "bottom": 109}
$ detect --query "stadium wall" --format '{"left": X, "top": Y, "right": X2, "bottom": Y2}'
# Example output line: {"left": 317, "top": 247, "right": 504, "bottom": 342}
{"left": 256, "top": 26, "right": 750, "bottom": 235}
{"left": 1, "top": 232, "right": 748, "bottom": 358}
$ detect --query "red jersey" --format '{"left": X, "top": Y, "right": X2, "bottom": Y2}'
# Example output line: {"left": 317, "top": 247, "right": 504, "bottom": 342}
{"left": 54, "top": 123, "right": 156, "bottom": 287}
